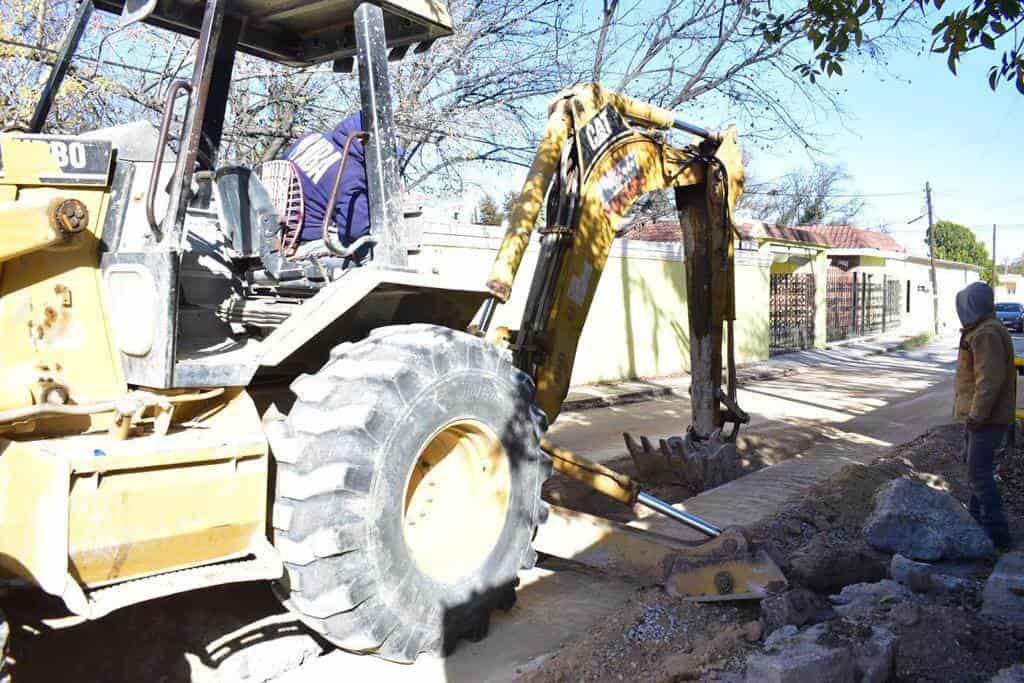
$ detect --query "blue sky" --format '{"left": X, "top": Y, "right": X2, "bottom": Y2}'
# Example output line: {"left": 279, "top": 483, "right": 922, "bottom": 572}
{"left": 743, "top": 31, "right": 1022, "bottom": 262}
{"left": 467, "top": 22, "right": 1021, "bottom": 263}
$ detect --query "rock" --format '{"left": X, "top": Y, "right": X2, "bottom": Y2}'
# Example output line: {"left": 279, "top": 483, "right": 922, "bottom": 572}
{"left": 849, "top": 626, "right": 896, "bottom": 683}
{"left": 743, "top": 620, "right": 765, "bottom": 643}
{"left": 745, "top": 641, "right": 854, "bottom": 683}
{"left": 890, "top": 554, "right": 972, "bottom": 594}
{"left": 755, "top": 621, "right": 896, "bottom": 683}
{"left": 981, "top": 552, "right": 1024, "bottom": 623}
{"left": 785, "top": 520, "right": 804, "bottom": 536}
{"left": 761, "top": 589, "right": 824, "bottom": 630}
{"left": 863, "top": 478, "right": 994, "bottom": 561}
{"left": 747, "top": 623, "right": 855, "bottom": 683}
{"left": 990, "top": 664, "right": 1024, "bottom": 682}
{"left": 829, "top": 580, "right": 911, "bottom": 621}
{"left": 788, "top": 536, "right": 888, "bottom": 593}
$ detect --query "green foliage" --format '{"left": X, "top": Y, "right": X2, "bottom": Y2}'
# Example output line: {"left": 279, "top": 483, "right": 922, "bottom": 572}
{"left": 926, "top": 219, "right": 998, "bottom": 283}
{"left": 927, "top": 220, "right": 989, "bottom": 264}
{"left": 761, "top": 0, "right": 1024, "bottom": 94}
{"left": 477, "top": 193, "right": 503, "bottom": 226}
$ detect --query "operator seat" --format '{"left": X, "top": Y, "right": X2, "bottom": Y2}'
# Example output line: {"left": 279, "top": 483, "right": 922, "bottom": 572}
{"left": 213, "top": 165, "right": 354, "bottom": 289}
{"left": 214, "top": 166, "right": 271, "bottom": 258}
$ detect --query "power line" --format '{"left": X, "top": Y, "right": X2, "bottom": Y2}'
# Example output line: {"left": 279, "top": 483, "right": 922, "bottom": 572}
{"left": 0, "top": 36, "right": 177, "bottom": 78}
{"left": 744, "top": 190, "right": 919, "bottom": 198}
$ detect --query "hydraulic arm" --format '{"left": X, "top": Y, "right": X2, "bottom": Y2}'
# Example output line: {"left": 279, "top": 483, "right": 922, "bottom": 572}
{"left": 486, "top": 83, "right": 746, "bottom": 444}
{"left": 481, "top": 85, "right": 783, "bottom": 600}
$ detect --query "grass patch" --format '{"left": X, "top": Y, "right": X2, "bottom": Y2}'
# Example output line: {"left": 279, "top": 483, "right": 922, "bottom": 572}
{"left": 897, "top": 332, "right": 934, "bottom": 350}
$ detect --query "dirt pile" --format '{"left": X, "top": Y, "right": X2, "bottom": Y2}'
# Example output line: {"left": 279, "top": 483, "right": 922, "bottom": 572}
{"left": 529, "top": 423, "right": 1024, "bottom": 682}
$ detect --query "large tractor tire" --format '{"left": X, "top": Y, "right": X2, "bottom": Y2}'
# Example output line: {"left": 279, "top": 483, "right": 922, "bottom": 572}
{"left": 268, "top": 324, "right": 551, "bottom": 662}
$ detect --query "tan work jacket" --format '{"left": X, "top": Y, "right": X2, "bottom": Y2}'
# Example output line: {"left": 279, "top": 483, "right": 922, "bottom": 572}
{"left": 954, "top": 315, "right": 1016, "bottom": 425}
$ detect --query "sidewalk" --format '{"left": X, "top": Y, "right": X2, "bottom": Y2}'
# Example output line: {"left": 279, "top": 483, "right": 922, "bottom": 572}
{"left": 562, "top": 331, "right": 956, "bottom": 411}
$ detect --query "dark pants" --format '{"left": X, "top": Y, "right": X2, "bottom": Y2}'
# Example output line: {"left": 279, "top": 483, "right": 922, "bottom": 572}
{"left": 964, "top": 424, "right": 1011, "bottom": 545}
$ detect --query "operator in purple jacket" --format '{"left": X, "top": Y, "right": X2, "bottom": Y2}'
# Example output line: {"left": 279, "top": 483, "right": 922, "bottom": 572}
{"left": 284, "top": 111, "right": 371, "bottom": 259}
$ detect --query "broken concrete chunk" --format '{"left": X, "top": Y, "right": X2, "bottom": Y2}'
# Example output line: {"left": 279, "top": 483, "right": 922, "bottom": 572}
{"left": 764, "top": 624, "right": 799, "bottom": 649}
{"left": 751, "top": 619, "right": 896, "bottom": 683}
{"left": 863, "top": 478, "right": 994, "bottom": 561}
{"left": 849, "top": 626, "right": 896, "bottom": 683}
{"left": 890, "top": 554, "right": 972, "bottom": 594}
{"left": 744, "top": 640, "right": 854, "bottom": 683}
{"left": 829, "top": 580, "right": 911, "bottom": 621}
{"left": 981, "top": 551, "right": 1024, "bottom": 624}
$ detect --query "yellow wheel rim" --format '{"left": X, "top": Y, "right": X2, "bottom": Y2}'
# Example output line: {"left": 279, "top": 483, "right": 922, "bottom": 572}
{"left": 403, "top": 420, "right": 512, "bottom": 583}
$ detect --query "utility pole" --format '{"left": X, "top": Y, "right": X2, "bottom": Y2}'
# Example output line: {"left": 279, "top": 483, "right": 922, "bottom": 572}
{"left": 926, "top": 182, "right": 939, "bottom": 335}
{"left": 992, "top": 223, "right": 997, "bottom": 286}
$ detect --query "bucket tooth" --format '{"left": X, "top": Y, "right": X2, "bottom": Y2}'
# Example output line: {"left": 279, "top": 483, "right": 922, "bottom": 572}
{"left": 623, "top": 432, "right": 662, "bottom": 479}
{"left": 624, "top": 430, "right": 743, "bottom": 493}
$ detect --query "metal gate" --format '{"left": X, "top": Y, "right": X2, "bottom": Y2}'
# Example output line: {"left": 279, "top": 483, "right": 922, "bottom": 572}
{"left": 884, "top": 279, "right": 903, "bottom": 330}
{"left": 770, "top": 273, "right": 816, "bottom": 355}
{"left": 826, "top": 269, "right": 903, "bottom": 342}
{"left": 827, "top": 269, "right": 855, "bottom": 342}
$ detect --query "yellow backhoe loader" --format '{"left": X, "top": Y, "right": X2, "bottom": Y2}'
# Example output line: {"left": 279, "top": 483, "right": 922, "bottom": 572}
{"left": 0, "top": 0, "right": 783, "bottom": 673}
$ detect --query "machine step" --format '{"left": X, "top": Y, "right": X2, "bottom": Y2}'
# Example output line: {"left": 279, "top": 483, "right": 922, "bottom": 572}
{"left": 81, "top": 541, "right": 283, "bottom": 620}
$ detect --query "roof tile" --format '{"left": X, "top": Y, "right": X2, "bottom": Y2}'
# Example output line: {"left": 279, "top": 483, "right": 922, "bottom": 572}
{"left": 621, "top": 219, "right": 904, "bottom": 253}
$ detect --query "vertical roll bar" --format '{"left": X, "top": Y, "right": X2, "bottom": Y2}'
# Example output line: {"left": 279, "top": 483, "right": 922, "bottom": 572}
{"left": 354, "top": 1, "right": 407, "bottom": 269}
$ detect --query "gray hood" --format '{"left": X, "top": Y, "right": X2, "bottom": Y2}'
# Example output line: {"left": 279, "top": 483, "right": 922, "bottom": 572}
{"left": 956, "top": 281, "right": 994, "bottom": 328}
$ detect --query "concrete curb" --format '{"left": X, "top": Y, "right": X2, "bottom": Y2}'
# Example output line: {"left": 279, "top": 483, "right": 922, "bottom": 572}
{"left": 561, "top": 384, "right": 676, "bottom": 411}
{"left": 560, "top": 338, "right": 911, "bottom": 412}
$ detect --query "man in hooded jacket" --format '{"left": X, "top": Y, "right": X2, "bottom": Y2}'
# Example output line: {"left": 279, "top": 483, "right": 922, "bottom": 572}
{"left": 954, "top": 281, "right": 1014, "bottom": 549}
{"left": 284, "top": 112, "right": 372, "bottom": 259}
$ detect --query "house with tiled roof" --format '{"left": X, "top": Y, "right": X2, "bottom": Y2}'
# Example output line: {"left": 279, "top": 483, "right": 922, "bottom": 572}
{"left": 621, "top": 216, "right": 979, "bottom": 347}
{"left": 800, "top": 224, "right": 906, "bottom": 253}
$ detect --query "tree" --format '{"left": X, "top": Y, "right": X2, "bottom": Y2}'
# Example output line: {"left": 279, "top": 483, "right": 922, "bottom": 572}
{"left": 477, "top": 193, "right": 503, "bottom": 226}
{"left": 927, "top": 219, "right": 997, "bottom": 282}
{"left": 573, "top": 1, "right": 857, "bottom": 151}
{"left": 741, "top": 161, "right": 865, "bottom": 226}
{"left": 760, "top": 0, "right": 1024, "bottom": 94}
{"left": 1, "top": 0, "right": 566, "bottom": 186}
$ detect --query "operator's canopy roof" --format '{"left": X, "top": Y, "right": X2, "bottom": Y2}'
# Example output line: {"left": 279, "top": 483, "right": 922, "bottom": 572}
{"left": 94, "top": 0, "right": 452, "bottom": 66}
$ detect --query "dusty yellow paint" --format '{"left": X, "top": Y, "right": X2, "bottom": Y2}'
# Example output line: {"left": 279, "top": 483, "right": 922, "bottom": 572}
{"left": 0, "top": 137, "right": 64, "bottom": 185}
{"left": 0, "top": 390, "right": 268, "bottom": 593}
{"left": 0, "top": 194, "right": 67, "bottom": 263}
{"left": 403, "top": 420, "right": 511, "bottom": 583}
{"left": 0, "top": 438, "right": 73, "bottom": 596}
{"left": 486, "top": 100, "right": 570, "bottom": 300}
{"left": 543, "top": 438, "right": 639, "bottom": 505}
{"left": 534, "top": 506, "right": 786, "bottom": 599}
{"left": 486, "top": 84, "right": 744, "bottom": 421}
{"left": 0, "top": 186, "right": 125, "bottom": 416}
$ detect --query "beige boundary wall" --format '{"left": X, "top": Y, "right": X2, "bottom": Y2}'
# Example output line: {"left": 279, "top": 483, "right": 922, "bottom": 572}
{"left": 411, "top": 220, "right": 774, "bottom": 385}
